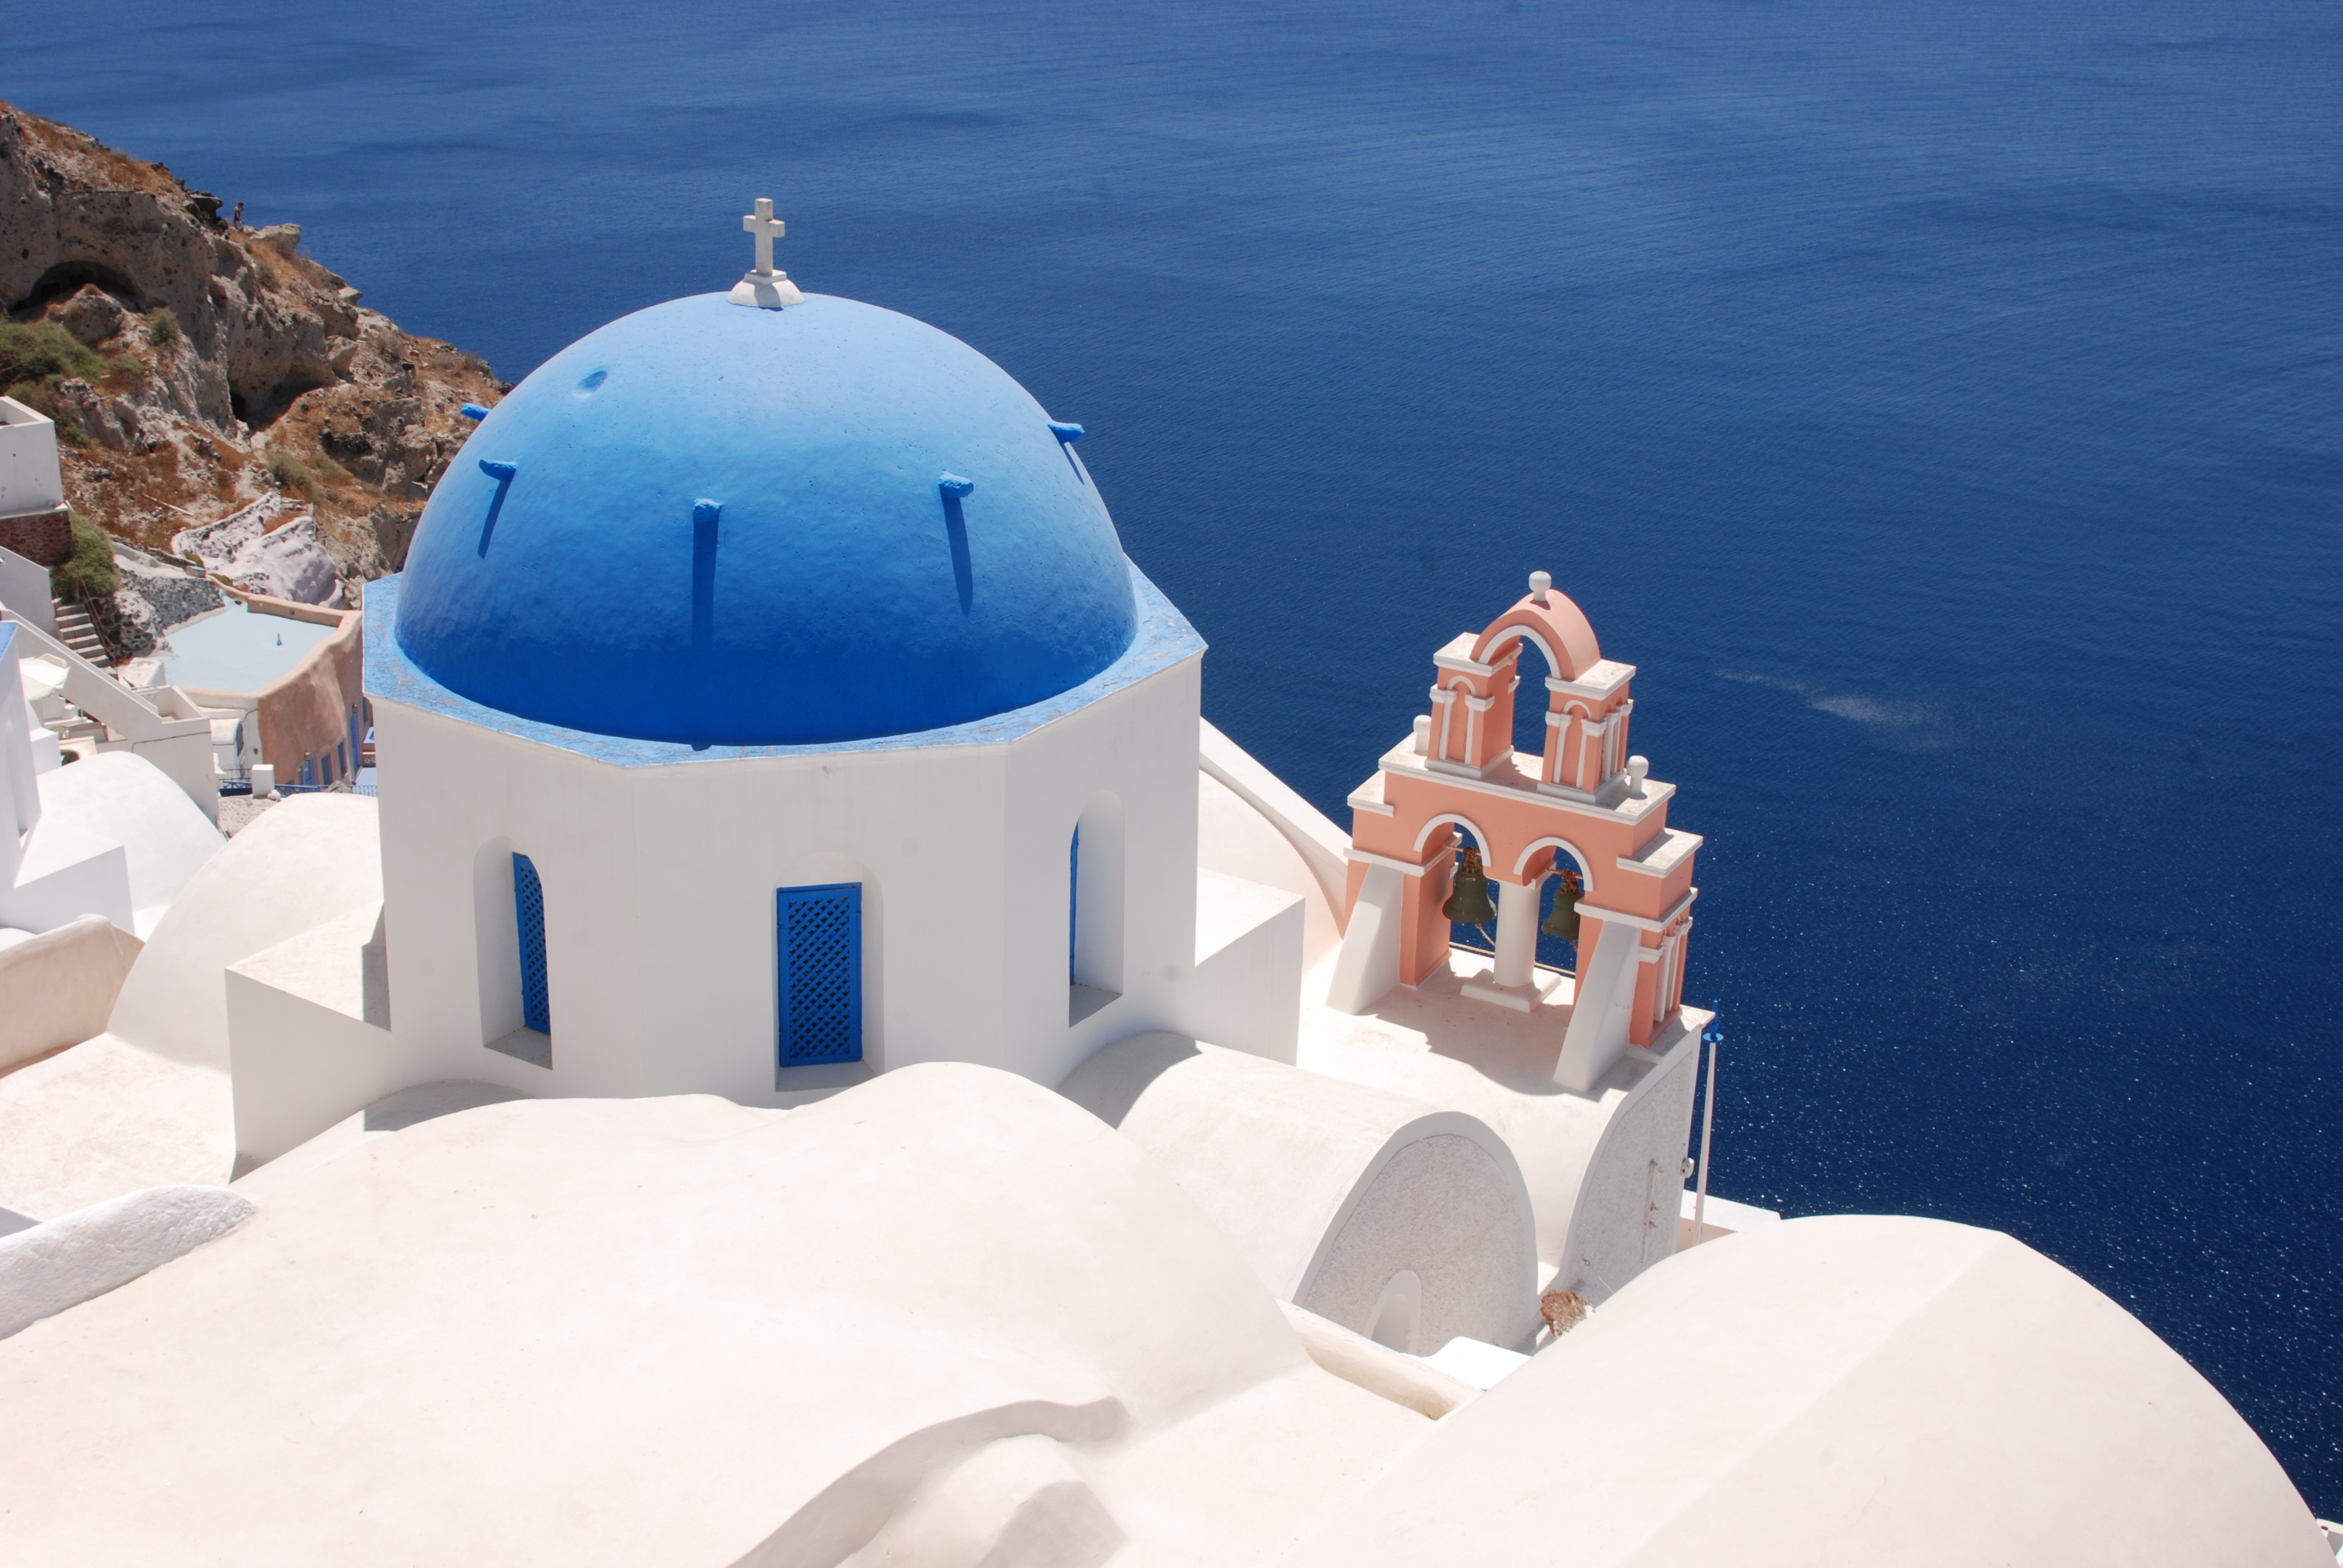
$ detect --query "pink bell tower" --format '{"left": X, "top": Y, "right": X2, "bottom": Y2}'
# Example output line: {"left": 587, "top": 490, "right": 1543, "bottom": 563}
{"left": 1326, "top": 573, "right": 1704, "bottom": 1093}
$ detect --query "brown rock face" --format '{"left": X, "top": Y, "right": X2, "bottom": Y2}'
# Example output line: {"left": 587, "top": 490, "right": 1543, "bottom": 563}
{"left": 0, "top": 101, "right": 506, "bottom": 595}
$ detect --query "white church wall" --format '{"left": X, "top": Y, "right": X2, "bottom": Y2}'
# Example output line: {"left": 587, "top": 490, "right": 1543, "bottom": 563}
{"left": 372, "top": 703, "right": 647, "bottom": 1100}
{"left": 371, "top": 648, "right": 1218, "bottom": 1109}
{"left": 1000, "top": 657, "right": 1204, "bottom": 1089}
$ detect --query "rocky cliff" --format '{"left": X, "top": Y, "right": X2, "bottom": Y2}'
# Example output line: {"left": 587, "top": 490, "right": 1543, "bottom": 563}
{"left": 0, "top": 103, "right": 501, "bottom": 598}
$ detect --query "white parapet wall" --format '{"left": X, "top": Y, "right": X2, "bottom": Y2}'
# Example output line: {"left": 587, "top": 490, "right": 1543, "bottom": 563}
{"left": 0, "top": 543, "right": 55, "bottom": 639}
{"left": 1059, "top": 1032, "right": 1543, "bottom": 1353}
{"left": 0, "top": 915, "right": 143, "bottom": 1072}
{"left": 0, "top": 398, "right": 63, "bottom": 521}
{"left": 1, "top": 611, "right": 221, "bottom": 825}
{"left": 226, "top": 902, "right": 404, "bottom": 1166}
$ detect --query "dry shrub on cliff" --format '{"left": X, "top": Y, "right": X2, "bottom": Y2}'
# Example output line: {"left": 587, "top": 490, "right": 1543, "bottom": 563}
{"left": 267, "top": 452, "right": 321, "bottom": 501}
{"left": 9, "top": 108, "right": 180, "bottom": 197}
{"left": 54, "top": 509, "right": 120, "bottom": 599}
{"left": 145, "top": 307, "right": 179, "bottom": 350}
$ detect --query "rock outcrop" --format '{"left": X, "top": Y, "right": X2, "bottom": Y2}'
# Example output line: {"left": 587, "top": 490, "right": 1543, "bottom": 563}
{"left": 0, "top": 103, "right": 503, "bottom": 599}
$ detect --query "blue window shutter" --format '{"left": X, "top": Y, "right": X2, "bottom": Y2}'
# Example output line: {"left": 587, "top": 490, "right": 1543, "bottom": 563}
{"left": 513, "top": 853, "right": 550, "bottom": 1034}
{"left": 777, "top": 883, "right": 862, "bottom": 1071}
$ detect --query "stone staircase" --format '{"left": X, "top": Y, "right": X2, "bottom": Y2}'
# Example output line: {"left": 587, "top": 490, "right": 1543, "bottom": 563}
{"left": 50, "top": 596, "right": 110, "bottom": 667}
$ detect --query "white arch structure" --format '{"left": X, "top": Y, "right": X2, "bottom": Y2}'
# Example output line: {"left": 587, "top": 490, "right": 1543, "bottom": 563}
{"left": 1410, "top": 811, "right": 1493, "bottom": 861}
{"left": 1510, "top": 835, "right": 1595, "bottom": 893}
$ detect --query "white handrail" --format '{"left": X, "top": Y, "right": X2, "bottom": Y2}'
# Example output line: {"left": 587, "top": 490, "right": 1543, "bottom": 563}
{"left": 0, "top": 610, "right": 211, "bottom": 742}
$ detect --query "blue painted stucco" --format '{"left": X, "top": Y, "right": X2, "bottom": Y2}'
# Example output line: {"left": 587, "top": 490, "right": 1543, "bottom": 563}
{"left": 393, "top": 292, "right": 1139, "bottom": 746}
{"left": 364, "top": 565, "right": 1202, "bottom": 768}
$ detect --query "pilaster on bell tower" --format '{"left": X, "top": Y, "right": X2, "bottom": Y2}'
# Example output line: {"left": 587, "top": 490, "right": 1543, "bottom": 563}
{"left": 1325, "top": 571, "right": 1704, "bottom": 1095}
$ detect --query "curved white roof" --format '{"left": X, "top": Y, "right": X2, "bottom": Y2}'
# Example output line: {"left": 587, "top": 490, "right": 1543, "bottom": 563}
{"left": 1283, "top": 1213, "right": 2328, "bottom": 1567}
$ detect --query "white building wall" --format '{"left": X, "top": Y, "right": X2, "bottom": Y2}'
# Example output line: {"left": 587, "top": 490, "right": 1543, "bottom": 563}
{"left": 1000, "top": 658, "right": 1203, "bottom": 1089}
{"left": 370, "top": 648, "right": 1221, "bottom": 1109}
{"left": 0, "top": 399, "right": 63, "bottom": 520}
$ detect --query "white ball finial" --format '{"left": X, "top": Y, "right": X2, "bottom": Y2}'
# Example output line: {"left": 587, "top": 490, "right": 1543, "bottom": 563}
{"left": 1529, "top": 570, "right": 1552, "bottom": 606}
{"left": 1627, "top": 754, "right": 1650, "bottom": 796}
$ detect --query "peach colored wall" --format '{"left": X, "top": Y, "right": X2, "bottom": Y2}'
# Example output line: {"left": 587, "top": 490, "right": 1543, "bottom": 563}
{"left": 1343, "top": 578, "right": 1700, "bottom": 1033}
{"left": 1472, "top": 595, "right": 1602, "bottom": 681}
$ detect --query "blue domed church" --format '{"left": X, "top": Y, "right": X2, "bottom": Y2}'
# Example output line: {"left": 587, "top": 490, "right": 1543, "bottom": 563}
{"left": 343, "top": 213, "right": 1278, "bottom": 1108}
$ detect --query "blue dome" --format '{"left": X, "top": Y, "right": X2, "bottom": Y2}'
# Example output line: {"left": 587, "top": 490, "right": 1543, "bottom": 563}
{"left": 393, "top": 293, "right": 1138, "bottom": 746}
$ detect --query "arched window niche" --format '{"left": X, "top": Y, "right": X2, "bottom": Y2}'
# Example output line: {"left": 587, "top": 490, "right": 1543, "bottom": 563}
{"left": 1069, "top": 792, "right": 1124, "bottom": 1025}
{"left": 472, "top": 837, "right": 552, "bottom": 1068}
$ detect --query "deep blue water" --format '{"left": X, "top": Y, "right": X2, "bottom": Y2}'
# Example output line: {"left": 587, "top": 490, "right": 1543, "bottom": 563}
{"left": 11, "top": 0, "right": 2339, "bottom": 1510}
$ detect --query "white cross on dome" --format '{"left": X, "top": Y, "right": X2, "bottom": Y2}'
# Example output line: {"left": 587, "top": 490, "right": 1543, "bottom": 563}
{"left": 729, "top": 197, "right": 804, "bottom": 309}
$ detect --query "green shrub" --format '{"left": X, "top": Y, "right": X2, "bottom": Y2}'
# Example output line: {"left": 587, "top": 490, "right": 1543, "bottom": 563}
{"left": 54, "top": 509, "right": 120, "bottom": 600}
{"left": 312, "top": 451, "right": 348, "bottom": 483}
{"left": 0, "top": 321, "right": 104, "bottom": 387}
{"left": 108, "top": 352, "right": 145, "bottom": 382}
{"left": 145, "top": 306, "right": 179, "bottom": 350}
{"left": 268, "top": 452, "right": 320, "bottom": 501}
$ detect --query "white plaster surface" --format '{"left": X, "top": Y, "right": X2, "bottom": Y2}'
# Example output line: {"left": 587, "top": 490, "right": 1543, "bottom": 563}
{"left": 1279, "top": 1301, "right": 1479, "bottom": 1419}
{"left": 0, "top": 794, "right": 380, "bottom": 1217}
{"left": 1302, "top": 947, "right": 1705, "bottom": 1290}
{"left": 228, "top": 902, "right": 410, "bottom": 1164}
{"left": 0, "top": 913, "right": 141, "bottom": 1071}
{"left": 0, "top": 1066, "right": 1429, "bottom": 1566}
{"left": 0, "top": 1033, "right": 234, "bottom": 1220}
{"left": 232, "top": 1080, "right": 523, "bottom": 1200}
{"left": 1196, "top": 720, "right": 1348, "bottom": 967}
{"left": 28, "top": 750, "right": 222, "bottom": 935}
{"left": 1187, "top": 868, "right": 1305, "bottom": 1063}
{"left": 0, "top": 396, "right": 63, "bottom": 517}
{"left": 1059, "top": 1032, "right": 1540, "bottom": 1351}
{"left": 1280, "top": 1215, "right": 2332, "bottom": 1567}
{"left": 1412, "top": 1335, "right": 1530, "bottom": 1391}
{"left": 107, "top": 791, "right": 380, "bottom": 1072}
{"left": 0, "top": 1183, "right": 252, "bottom": 1341}
{"left": 0, "top": 542, "right": 54, "bottom": 638}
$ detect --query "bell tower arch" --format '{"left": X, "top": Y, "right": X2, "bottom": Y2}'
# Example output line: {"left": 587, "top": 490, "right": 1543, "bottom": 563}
{"left": 1325, "top": 573, "right": 1703, "bottom": 1094}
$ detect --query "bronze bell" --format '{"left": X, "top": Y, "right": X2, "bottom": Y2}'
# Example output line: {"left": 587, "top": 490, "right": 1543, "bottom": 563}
{"left": 1441, "top": 846, "right": 1498, "bottom": 926}
{"left": 1542, "top": 868, "right": 1584, "bottom": 940}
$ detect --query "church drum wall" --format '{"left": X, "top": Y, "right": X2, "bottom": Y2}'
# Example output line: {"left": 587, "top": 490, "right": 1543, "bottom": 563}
{"left": 369, "top": 645, "right": 1214, "bottom": 1109}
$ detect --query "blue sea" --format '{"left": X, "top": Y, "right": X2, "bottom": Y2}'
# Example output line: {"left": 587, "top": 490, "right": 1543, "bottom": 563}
{"left": 11, "top": 0, "right": 2339, "bottom": 1510}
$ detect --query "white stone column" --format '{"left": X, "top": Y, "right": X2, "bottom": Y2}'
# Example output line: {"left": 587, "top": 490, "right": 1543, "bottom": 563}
{"left": 1494, "top": 874, "right": 1542, "bottom": 988}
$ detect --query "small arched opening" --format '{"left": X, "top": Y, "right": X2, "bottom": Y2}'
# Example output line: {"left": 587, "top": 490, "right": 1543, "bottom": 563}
{"left": 1069, "top": 791, "right": 1124, "bottom": 1024}
{"left": 1414, "top": 812, "right": 1499, "bottom": 961}
{"left": 471, "top": 837, "right": 551, "bottom": 1068}
{"left": 1512, "top": 837, "right": 1595, "bottom": 978}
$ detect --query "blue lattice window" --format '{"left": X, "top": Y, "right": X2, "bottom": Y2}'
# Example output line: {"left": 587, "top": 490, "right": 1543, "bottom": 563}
{"left": 778, "top": 883, "right": 862, "bottom": 1071}
{"left": 513, "top": 852, "right": 550, "bottom": 1035}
